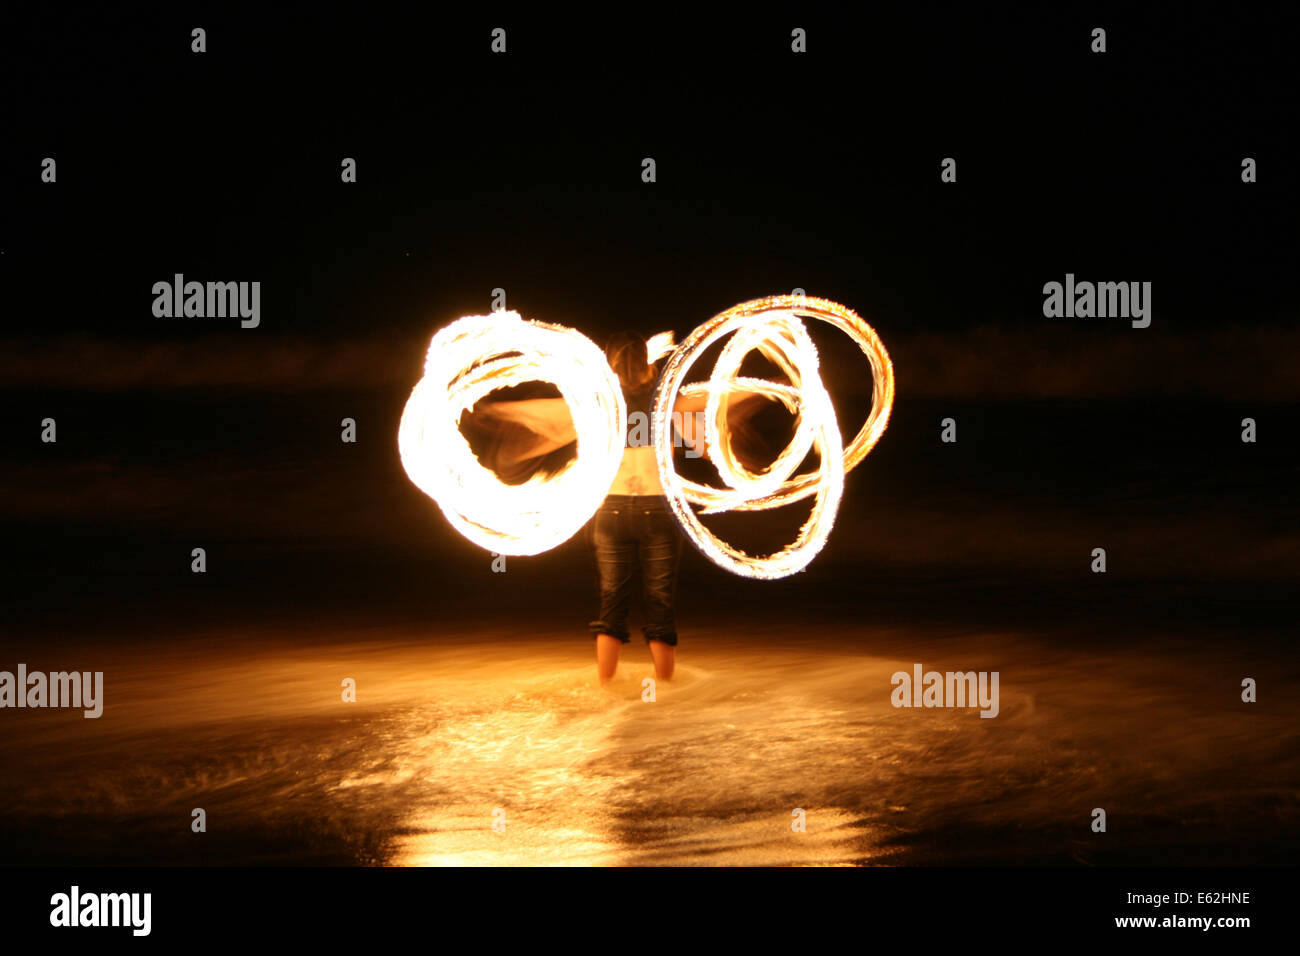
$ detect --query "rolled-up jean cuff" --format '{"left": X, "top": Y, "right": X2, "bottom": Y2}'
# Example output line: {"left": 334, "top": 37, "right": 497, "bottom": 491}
{"left": 589, "top": 621, "right": 630, "bottom": 643}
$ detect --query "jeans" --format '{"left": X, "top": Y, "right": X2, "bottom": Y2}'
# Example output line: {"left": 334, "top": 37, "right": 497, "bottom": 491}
{"left": 588, "top": 494, "right": 683, "bottom": 646}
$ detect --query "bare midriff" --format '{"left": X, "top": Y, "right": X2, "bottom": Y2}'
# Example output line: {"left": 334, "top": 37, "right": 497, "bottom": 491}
{"left": 606, "top": 445, "right": 664, "bottom": 496}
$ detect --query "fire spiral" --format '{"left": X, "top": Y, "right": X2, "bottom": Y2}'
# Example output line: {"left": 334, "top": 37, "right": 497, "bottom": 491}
{"left": 397, "top": 310, "right": 626, "bottom": 555}
{"left": 398, "top": 296, "right": 893, "bottom": 577}
{"left": 652, "top": 295, "right": 894, "bottom": 578}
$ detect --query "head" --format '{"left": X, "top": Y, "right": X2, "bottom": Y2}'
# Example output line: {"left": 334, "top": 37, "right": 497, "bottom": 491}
{"left": 605, "top": 331, "right": 655, "bottom": 392}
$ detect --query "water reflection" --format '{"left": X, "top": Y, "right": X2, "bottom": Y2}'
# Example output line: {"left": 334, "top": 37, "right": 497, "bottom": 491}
{"left": 0, "top": 626, "right": 1294, "bottom": 865}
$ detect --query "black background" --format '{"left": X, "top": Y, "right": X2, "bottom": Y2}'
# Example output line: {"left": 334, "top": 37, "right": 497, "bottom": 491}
{"left": 2, "top": 5, "right": 1295, "bottom": 639}
{"left": 0, "top": 3, "right": 1296, "bottom": 934}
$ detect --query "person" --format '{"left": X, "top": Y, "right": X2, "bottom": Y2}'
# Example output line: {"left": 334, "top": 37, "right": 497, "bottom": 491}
{"left": 474, "top": 330, "right": 765, "bottom": 685}
{"left": 589, "top": 331, "right": 686, "bottom": 684}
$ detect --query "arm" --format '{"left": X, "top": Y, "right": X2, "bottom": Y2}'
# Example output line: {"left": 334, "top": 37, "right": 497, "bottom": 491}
{"left": 477, "top": 398, "right": 577, "bottom": 447}
{"left": 475, "top": 398, "right": 578, "bottom": 464}
{"left": 672, "top": 388, "right": 772, "bottom": 460}
{"left": 672, "top": 386, "right": 769, "bottom": 416}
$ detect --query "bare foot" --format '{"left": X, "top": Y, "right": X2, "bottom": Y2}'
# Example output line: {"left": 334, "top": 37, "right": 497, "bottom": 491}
{"left": 595, "top": 633, "right": 623, "bottom": 684}
{"left": 648, "top": 639, "right": 675, "bottom": 681}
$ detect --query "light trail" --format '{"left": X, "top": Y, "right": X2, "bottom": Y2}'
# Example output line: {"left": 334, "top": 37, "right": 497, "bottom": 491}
{"left": 398, "top": 296, "right": 894, "bottom": 576}
{"left": 652, "top": 295, "right": 894, "bottom": 578}
{"left": 397, "top": 310, "right": 625, "bottom": 555}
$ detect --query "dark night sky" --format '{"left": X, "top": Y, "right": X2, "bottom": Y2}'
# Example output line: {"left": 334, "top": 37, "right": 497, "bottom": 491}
{"left": 2, "top": 7, "right": 1296, "bottom": 641}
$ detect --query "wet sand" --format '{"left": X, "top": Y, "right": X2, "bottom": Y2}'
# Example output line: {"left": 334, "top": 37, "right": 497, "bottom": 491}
{"left": 2, "top": 621, "right": 1295, "bottom": 866}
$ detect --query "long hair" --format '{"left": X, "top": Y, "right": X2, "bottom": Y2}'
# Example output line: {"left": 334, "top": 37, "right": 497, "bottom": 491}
{"left": 605, "top": 331, "right": 656, "bottom": 395}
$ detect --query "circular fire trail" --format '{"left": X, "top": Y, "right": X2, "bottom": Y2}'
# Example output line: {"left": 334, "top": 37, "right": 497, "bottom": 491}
{"left": 398, "top": 296, "right": 893, "bottom": 576}
{"left": 652, "top": 295, "right": 894, "bottom": 578}
{"left": 397, "top": 311, "right": 626, "bottom": 555}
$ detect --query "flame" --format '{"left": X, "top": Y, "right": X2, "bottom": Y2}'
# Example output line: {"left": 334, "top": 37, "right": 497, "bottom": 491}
{"left": 652, "top": 295, "right": 894, "bottom": 578}
{"left": 398, "top": 296, "right": 893, "bottom": 577}
{"left": 397, "top": 311, "right": 625, "bottom": 555}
